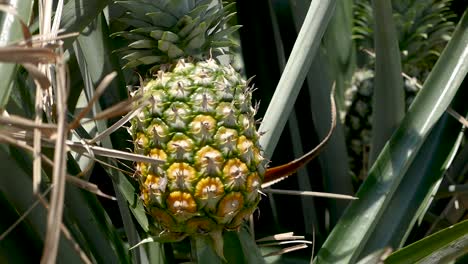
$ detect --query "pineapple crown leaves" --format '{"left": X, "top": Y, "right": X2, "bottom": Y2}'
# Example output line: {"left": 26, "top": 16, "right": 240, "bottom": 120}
{"left": 111, "top": 0, "right": 241, "bottom": 70}
{"left": 353, "top": 0, "right": 456, "bottom": 75}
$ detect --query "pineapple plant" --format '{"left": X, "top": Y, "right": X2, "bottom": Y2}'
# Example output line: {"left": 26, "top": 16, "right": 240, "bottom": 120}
{"left": 345, "top": 0, "right": 456, "bottom": 179}
{"left": 111, "top": 0, "right": 267, "bottom": 254}
{"left": 1, "top": 0, "right": 465, "bottom": 262}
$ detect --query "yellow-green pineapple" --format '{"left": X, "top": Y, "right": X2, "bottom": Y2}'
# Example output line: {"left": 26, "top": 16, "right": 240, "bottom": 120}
{"left": 113, "top": 0, "right": 265, "bottom": 252}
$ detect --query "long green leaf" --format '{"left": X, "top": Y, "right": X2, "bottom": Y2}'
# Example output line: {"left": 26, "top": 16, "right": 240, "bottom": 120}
{"left": 304, "top": 0, "right": 356, "bottom": 225}
{"left": 360, "top": 108, "right": 465, "bottom": 256}
{"left": 369, "top": 0, "right": 405, "bottom": 166}
{"left": 273, "top": 0, "right": 354, "bottom": 233}
{"left": 385, "top": 219, "right": 468, "bottom": 264}
{"left": 307, "top": 50, "right": 354, "bottom": 226}
{"left": 259, "top": 0, "right": 336, "bottom": 157}
{"left": 0, "top": 146, "right": 82, "bottom": 263}
{"left": 65, "top": 157, "right": 131, "bottom": 264}
{"left": 316, "top": 9, "right": 468, "bottom": 263}
{"left": 322, "top": 0, "right": 356, "bottom": 110}
{"left": 0, "top": 191, "right": 41, "bottom": 262}
{"left": 270, "top": 0, "right": 319, "bottom": 234}
{"left": 72, "top": 12, "right": 156, "bottom": 263}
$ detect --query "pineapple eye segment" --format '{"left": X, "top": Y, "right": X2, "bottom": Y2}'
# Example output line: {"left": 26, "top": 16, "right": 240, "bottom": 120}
{"left": 191, "top": 69, "right": 216, "bottom": 86}
{"left": 245, "top": 173, "right": 262, "bottom": 203}
{"left": 214, "top": 127, "right": 238, "bottom": 156}
{"left": 189, "top": 115, "right": 217, "bottom": 144}
{"left": 146, "top": 173, "right": 167, "bottom": 191}
{"left": 235, "top": 87, "right": 254, "bottom": 114}
{"left": 215, "top": 80, "right": 235, "bottom": 101}
{"left": 237, "top": 114, "right": 256, "bottom": 139}
{"left": 142, "top": 173, "right": 167, "bottom": 205}
{"left": 216, "top": 102, "right": 238, "bottom": 128}
{"left": 147, "top": 88, "right": 167, "bottom": 116}
{"left": 135, "top": 107, "right": 152, "bottom": 127}
{"left": 237, "top": 135, "right": 257, "bottom": 167}
{"left": 216, "top": 192, "right": 244, "bottom": 221}
{"left": 135, "top": 162, "right": 151, "bottom": 183}
{"left": 167, "top": 133, "right": 195, "bottom": 162}
{"left": 149, "top": 148, "right": 167, "bottom": 161}
{"left": 147, "top": 119, "right": 171, "bottom": 147}
{"left": 167, "top": 162, "right": 197, "bottom": 191}
{"left": 166, "top": 191, "right": 197, "bottom": 219}
{"left": 195, "top": 177, "right": 225, "bottom": 200}
{"left": 134, "top": 133, "right": 150, "bottom": 154}
{"left": 147, "top": 148, "right": 168, "bottom": 177}
{"left": 222, "top": 159, "right": 249, "bottom": 190}
{"left": 195, "top": 146, "right": 224, "bottom": 176}
{"left": 163, "top": 102, "right": 191, "bottom": 130}
{"left": 155, "top": 71, "right": 171, "bottom": 86}
{"left": 167, "top": 78, "right": 193, "bottom": 100}
{"left": 190, "top": 89, "right": 216, "bottom": 113}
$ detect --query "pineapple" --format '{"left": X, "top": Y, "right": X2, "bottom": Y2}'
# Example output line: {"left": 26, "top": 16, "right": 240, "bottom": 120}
{"left": 346, "top": 0, "right": 455, "bottom": 179}
{"left": 113, "top": 0, "right": 265, "bottom": 253}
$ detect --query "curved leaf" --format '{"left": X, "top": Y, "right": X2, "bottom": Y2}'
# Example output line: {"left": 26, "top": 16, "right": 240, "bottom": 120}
{"left": 316, "top": 9, "right": 468, "bottom": 263}
{"left": 259, "top": 0, "right": 336, "bottom": 157}
{"left": 385, "top": 219, "right": 468, "bottom": 264}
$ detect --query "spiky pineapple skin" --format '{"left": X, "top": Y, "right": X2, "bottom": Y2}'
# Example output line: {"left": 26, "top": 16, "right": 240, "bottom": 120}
{"left": 130, "top": 59, "right": 265, "bottom": 240}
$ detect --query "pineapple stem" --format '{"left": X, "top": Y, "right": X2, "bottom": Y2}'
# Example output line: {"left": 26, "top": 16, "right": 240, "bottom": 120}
{"left": 191, "top": 231, "right": 226, "bottom": 262}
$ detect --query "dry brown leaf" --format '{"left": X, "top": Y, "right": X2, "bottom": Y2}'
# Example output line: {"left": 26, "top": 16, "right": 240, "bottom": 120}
{"left": 69, "top": 72, "right": 118, "bottom": 130}
{"left": 263, "top": 84, "right": 337, "bottom": 188}
{"left": 0, "top": 47, "right": 57, "bottom": 64}
{"left": 22, "top": 63, "right": 52, "bottom": 90}
{"left": 262, "top": 188, "right": 357, "bottom": 200}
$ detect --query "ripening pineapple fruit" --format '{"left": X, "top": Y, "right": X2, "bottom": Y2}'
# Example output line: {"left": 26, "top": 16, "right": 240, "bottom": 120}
{"left": 113, "top": 0, "right": 266, "bottom": 253}
{"left": 131, "top": 60, "right": 265, "bottom": 239}
{"left": 346, "top": 0, "right": 455, "bottom": 179}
